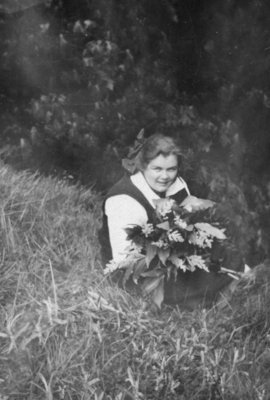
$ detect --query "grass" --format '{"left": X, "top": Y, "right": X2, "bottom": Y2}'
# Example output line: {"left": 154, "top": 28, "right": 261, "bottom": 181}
{"left": 0, "top": 162, "right": 270, "bottom": 400}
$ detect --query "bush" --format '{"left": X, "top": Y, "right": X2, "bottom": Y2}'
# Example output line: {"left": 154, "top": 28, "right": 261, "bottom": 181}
{"left": 0, "top": 0, "right": 270, "bottom": 265}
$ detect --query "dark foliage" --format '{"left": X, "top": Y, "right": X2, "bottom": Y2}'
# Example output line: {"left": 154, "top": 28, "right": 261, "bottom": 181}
{"left": 0, "top": 0, "right": 270, "bottom": 265}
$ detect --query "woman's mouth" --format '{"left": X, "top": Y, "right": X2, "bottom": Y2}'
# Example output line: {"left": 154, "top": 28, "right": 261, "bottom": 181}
{"left": 157, "top": 181, "right": 170, "bottom": 185}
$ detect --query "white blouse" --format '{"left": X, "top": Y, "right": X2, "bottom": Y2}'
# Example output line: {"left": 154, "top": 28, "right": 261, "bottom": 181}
{"left": 105, "top": 171, "right": 190, "bottom": 261}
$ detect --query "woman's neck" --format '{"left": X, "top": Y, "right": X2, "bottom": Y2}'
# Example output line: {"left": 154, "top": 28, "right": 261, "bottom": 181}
{"left": 152, "top": 189, "right": 166, "bottom": 198}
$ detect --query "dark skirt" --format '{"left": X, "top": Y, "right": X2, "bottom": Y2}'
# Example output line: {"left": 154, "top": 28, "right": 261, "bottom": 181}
{"left": 109, "top": 246, "right": 243, "bottom": 310}
{"left": 163, "top": 269, "right": 232, "bottom": 309}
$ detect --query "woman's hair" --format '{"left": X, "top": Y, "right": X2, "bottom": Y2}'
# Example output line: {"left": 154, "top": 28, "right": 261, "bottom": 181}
{"left": 135, "top": 134, "right": 181, "bottom": 171}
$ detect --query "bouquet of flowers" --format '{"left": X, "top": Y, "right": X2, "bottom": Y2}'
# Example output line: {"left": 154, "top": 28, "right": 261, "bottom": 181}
{"left": 105, "top": 195, "right": 228, "bottom": 307}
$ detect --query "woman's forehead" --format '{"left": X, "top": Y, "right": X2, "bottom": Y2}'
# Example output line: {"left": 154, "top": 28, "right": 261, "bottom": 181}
{"left": 147, "top": 154, "right": 178, "bottom": 168}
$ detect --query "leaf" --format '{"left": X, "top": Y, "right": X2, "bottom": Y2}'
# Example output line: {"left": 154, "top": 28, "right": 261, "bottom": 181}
{"left": 132, "top": 258, "right": 147, "bottom": 283}
{"left": 180, "top": 195, "right": 215, "bottom": 211}
{"left": 168, "top": 254, "right": 187, "bottom": 271}
{"left": 158, "top": 248, "right": 170, "bottom": 265}
{"left": 106, "top": 79, "right": 114, "bottom": 91}
{"left": 186, "top": 255, "right": 209, "bottom": 272}
{"left": 151, "top": 277, "right": 164, "bottom": 309}
{"left": 125, "top": 225, "right": 143, "bottom": 240}
{"left": 119, "top": 253, "right": 145, "bottom": 284}
{"left": 156, "top": 221, "right": 170, "bottom": 231}
{"left": 141, "top": 269, "right": 164, "bottom": 278}
{"left": 137, "top": 128, "right": 145, "bottom": 140}
{"left": 146, "top": 243, "right": 157, "bottom": 266}
{"left": 123, "top": 263, "right": 135, "bottom": 284}
{"left": 195, "top": 222, "right": 226, "bottom": 240}
{"left": 142, "top": 275, "right": 163, "bottom": 294}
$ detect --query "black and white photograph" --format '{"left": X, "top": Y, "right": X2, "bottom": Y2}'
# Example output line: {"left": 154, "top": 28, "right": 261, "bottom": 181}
{"left": 1, "top": 1, "right": 270, "bottom": 399}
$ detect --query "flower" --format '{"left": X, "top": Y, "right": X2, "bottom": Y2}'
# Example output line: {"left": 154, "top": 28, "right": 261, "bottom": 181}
{"left": 153, "top": 198, "right": 175, "bottom": 218}
{"left": 186, "top": 255, "right": 209, "bottom": 272}
{"left": 167, "top": 230, "right": 184, "bottom": 242}
{"left": 109, "top": 195, "right": 226, "bottom": 308}
{"left": 174, "top": 215, "right": 188, "bottom": 229}
{"left": 141, "top": 223, "right": 154, "bottom": 237}
{"left": 151, "top": 239, "right": 169, "bottom": 249}
{"left": 188, "top": 231, "right": 213, "bottom": 248}
{"left": 104, "top": 260, "right": 119, "bottom": 275}
{"left": 169, "top": 255, "right": 188, "bottom": 271}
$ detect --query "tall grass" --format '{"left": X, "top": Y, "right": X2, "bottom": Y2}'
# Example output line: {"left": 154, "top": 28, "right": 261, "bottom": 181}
{"left": 0, "top": 163, "right": 270, "bottom": 400}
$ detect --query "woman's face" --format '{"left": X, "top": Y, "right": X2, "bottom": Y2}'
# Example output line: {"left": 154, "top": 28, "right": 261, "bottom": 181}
{"left": 143, "top": 154, "right": 178, "bottom": 193}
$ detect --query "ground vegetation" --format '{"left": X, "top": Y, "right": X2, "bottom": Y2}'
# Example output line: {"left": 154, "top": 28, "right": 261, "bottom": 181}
{"left": 1, "top": 164, "right": 270, "bottom": 399}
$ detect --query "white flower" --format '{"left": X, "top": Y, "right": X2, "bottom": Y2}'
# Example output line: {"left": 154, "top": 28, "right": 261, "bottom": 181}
{"left": 170, "top": 255, "right": 188, "bottom": 271}
{"left": 141, "top": 223, "right": 154, "bottom": 237}
{"left": 154, "top": 198, "right": 175, "bottom": 217}
{"left": 104, "top": 260, "right": 119, "bottom": 275}
{"left": 188, "top": 231, "right": 213, "bottom": 248}
{"left": 195, "top": 222, "right": 226, "bottom": 240}
{"left": 151, "top": 239, "right": 169, "bottom": 249}
{"left": 167, "top": 230, "right": 184, "bottom": 242}
{"left": 203, "top": 236, "right": 214, "bottom": 248}
{"left": 186, "top": 255, "right": 209, "bottom": 272}
{"left": 174, "top": 215, "right": 188, "bottom": 229}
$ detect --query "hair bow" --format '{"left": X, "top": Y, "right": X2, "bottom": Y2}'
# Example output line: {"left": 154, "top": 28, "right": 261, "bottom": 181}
{"left": 122, "top": 128, "right": 145, "bottom": 174}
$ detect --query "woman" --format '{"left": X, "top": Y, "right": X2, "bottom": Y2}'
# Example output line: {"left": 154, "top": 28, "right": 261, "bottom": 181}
{"left": 99, "top": 134, "right": 233, "bottom": 308}
{"left": 100, "top": 134, "right": 189, "bottom": 262}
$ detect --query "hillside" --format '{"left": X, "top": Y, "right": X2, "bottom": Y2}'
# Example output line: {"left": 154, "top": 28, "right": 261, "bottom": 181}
{"left": 0, "top": 163, "right": 270, "bottom": 400}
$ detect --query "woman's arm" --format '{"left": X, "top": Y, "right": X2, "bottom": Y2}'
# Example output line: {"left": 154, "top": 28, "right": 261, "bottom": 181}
{"left": 105, "top": 195, "right": 148, "bottom": 261}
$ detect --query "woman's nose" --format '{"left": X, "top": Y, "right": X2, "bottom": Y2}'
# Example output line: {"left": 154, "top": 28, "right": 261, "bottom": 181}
{"left": 160, "top": 170, "right": 169, "bottom": 179}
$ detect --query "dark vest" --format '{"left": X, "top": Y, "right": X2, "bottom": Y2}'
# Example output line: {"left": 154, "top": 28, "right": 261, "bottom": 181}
{"left": 99, "top": 174, "right": 189, "bottom": 264}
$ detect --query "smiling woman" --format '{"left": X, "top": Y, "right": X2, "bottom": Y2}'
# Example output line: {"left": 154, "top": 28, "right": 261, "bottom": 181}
{"left": 99, "top": 133, "right": 237, "bottom": 308}
{"left": 99, "top": 134, "right": 190, "bottom": 263}
{"left": 142, "top": 154, "right": 178, "bottom": 193}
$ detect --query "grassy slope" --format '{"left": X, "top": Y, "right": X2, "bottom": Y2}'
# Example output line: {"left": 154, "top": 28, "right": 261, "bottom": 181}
{"left": 0, "top": 163, "right": 270, "bottom": 400}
